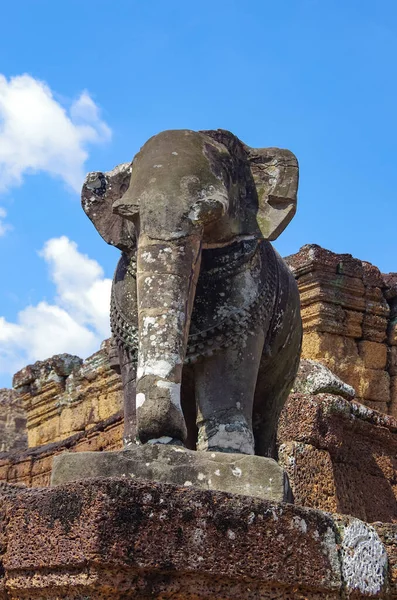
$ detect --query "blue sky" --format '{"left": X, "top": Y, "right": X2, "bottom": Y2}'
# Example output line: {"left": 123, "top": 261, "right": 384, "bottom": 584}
{"left": 0, "top": 0, "right": 396, "bottom": 387}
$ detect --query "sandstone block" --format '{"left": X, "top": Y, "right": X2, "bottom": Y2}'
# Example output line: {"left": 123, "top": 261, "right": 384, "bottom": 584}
{"left": 297, "top": 271, "right": 365, "bottom": 311}
{"left": 362, "top": 313, "right": 388, "bottom": 342}
{"left": 58, "top": 399, "right": 100, "bottom": 438}
{"left": 363, "top": 261, "right": 385, "bottom": 287}
{"left": 6, "top": 458, "right": 32, "bottom": 486}
{"left": 301, "top": 303, "right": 363, "bottom": 337}
{"left": 11, "top": 344, "right": 123, "bottom": 449}
{"left": 286, "top": 244, "right": 363, "bottom": 278}
{"left": 300, "top": 334, "right": 385, "bottom": 402}
{"left": 343, "top": 308, "right": 365, "bottom": 338}
{"left": 301, "top": 331, "right": 359, "bottom": 364}
{"left": 13, "top": 354, "right": 82, "bottom": 390}
{"left": 365, "top": 285, "right": 390, "bottom": 316}
{"left": 286, "top": 243, "right": 341, "bottom": 275}
{"left": 0, "top": 463, "right": 9, "bottom": 483}
{"left": 336, "top": 364, "right": 390, "bottom": 403}
{"left": 358, "top": 340, "right": 388, "bottom": 369}
{"left": 30, "top": 454, "right": 54, "bottom": 480}
{"left": 28, "top": 415, "right": 60, "bottom": 448}
{"left": 51, "top": 445, "right": 291, "bottom": 503}
{"left": 0, "top": 390, "right": 27, "bottom": 453}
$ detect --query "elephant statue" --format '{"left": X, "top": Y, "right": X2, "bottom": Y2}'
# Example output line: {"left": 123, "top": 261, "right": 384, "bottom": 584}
{"left": 82, "top": 129, "right": 302, "bottom": 457}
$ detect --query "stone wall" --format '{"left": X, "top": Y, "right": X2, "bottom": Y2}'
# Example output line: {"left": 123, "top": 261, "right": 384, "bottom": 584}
{"left": 286, "top": 244, "right": 397, "bottom": 416}
{"left": 12, "top": 339, "right": 123, "bottom": 448}
{"left": 0, "top": 389, "right": 27, "bottom": 453}
{"left": 278, "top": 392, "right": 397, "bottom": 523}
{"left": 0, "top": 411, "right": 123, "bottom": 487}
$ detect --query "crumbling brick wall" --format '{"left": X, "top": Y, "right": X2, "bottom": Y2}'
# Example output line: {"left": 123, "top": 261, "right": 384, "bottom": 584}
{"left": 12, "top": 340, "right": 123, "bottom": 448}
{"left": 0, "top": 389, "right": 27, "bottom": 453}
{"left": 286, "top": 244, "right": 397, "bottom": 416}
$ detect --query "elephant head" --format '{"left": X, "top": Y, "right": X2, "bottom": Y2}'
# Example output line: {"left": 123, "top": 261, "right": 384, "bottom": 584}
{"left": 82, "top": 129, "right": 298, "bottom": 446}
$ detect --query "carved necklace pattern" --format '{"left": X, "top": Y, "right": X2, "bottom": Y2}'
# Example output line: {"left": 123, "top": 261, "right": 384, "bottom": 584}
{"left": 110, "top": 239, "right": 278, "bottom": 363}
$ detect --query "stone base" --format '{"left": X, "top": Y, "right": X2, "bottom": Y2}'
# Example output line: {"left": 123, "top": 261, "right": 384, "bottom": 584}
{"left": 1, "top": 479, "right": 395, "bottom": 599}
{"left": 51, "top": 444, "right": 291, "bottom": 502}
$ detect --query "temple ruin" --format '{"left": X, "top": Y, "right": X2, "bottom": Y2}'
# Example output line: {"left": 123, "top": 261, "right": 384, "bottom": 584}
{"left": 0, "top": 242, "right": 395, "bottom": 598}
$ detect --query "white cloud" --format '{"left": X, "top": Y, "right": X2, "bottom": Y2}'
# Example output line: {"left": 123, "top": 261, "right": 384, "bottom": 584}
{"left": 0, "top": 236, "right": 112, "bottom": 379}
{"left": 0, "top": 74, "right": 111, "bottom": 193}
{"left": 0, "top": 207, "right": 11, "bottom": 236}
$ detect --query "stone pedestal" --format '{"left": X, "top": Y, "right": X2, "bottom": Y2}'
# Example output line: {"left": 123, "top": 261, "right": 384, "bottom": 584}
{"left": 0, "top": 479, "right": 395, "bottom": 599}
{"left": 51, "top": 445, "right": 291, "bottom": 502}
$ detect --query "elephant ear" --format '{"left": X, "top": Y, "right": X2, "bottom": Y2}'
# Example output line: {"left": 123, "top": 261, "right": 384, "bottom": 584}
{"left": 246, "top": 147, "right": 299, "bottom": 241}
{"left": 81, "top": 162, "right": 136, "bottom": 252}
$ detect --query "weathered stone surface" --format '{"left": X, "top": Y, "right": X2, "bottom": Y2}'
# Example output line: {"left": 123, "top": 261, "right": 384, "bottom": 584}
{"left": 293, "top": 358, "right": 355, "bottom": 399}
{"left": 0, "top": 389, "right": 27, "bottom": 453}
{"left": 13, "top": 341, "right": 123, "bottom": 448}
{"left": 1, "top": 386, "right": 396, "bottom": 525}
{"left": 335, "top": 516, "right": 390, "bottom": 597}
{"left": 51, "top": 445, "right": 291, "bottom": 502}
{"left": 13, "top": 353, "right": 82, "bottom": 389}
{"left": 82, "top": 162, "right": 134, "bottom": 252}
{"left": 0, "top": 478, "right": 395, "bottom": 599}
{"left": 359, "top": 340, "right": 388, "bottom": 369}
{"left": 373, "top": 521, "right": 397, "bottom": 596}
{"left": 287, "top": 244, "right": 397, "bottom": 414}
{"left": 1, "top": 479, "right": 341, "bottom": 598}
{"left": 278, "top": 393, "right": 397, "bottom": 522}
{"left": 0, "top": 411, "right": 123, "bottom": 487}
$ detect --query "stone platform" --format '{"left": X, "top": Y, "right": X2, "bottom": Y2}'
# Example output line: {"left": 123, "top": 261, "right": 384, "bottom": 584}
{"left": 0, "top": 478, "right": 395, "bottom": 599}
{"left": 51, "top": 445, "right": 291, "bottom": 502}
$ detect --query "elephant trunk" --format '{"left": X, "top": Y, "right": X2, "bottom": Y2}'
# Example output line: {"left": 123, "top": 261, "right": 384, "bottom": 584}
{"left": 135, "top": 233, "right": 202, "bottom": 444}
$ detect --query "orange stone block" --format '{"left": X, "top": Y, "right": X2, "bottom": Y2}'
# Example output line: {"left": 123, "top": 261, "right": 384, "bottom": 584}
{"left": 358, "top": 340, "right": 387, "bottom": 369}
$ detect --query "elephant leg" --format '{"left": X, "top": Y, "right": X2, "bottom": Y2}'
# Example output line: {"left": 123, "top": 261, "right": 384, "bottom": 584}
{"left": 253, "top": 319, "right": 302, "bottom": 458}
{"left": 194, "top": 330, "right": 265, "bottom": 455}
{"left": 252, "top": 355, "right": 297, "bottom": 459}
{"left": 118, "top": 347, "right": 137, "bottom": 447}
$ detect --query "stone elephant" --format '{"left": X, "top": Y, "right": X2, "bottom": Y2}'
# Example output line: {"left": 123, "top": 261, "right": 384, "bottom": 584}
{"left": 82, "top": 129, "right": 302, "bottom": 457}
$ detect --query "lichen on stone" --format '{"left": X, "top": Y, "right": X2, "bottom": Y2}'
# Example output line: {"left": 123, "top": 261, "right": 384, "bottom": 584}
{"left": 339, "top": 519, "right": 388, "bottom": 595}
